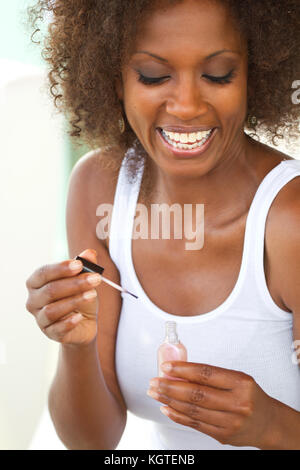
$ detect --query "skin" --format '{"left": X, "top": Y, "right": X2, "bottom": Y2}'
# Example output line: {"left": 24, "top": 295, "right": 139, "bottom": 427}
{"left": 25, "top": 0, "right": 300, "bottom": 450}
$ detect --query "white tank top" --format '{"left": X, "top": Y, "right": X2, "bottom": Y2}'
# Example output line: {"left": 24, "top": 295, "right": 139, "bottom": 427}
{"left": 109, "top": 152, "right": 300, "bottom": 450}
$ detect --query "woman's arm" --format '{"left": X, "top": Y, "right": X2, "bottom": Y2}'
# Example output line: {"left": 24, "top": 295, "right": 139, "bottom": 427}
{"left": 49, "top": 337, "right": 126, "bottom": 450}
{"left": 264, "top": 178, "right": 300, "bottom": 449}
{"left": 264, "top": 398, "right": 300, "bottom": 450}
{"left": 48, "top": 150, "right": 127, "bottom": 450}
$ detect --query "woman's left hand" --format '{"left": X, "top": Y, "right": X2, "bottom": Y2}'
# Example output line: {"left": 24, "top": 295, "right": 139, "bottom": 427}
{"left": 147, "top": 361, "right": 281, "bottom": 449}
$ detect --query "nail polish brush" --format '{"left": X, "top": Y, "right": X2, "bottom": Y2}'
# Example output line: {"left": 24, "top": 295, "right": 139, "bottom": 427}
{"left": 75, "top": 256, "right": 138, "bottom": 299}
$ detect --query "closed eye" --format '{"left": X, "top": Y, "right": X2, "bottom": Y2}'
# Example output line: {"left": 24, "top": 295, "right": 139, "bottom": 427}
{"left": 135, "top": 69, "right": 236, "bottom": 86}
{"left": 203, "top": 69, "right": 236, "bottom": 84}
{"left": 136, "top": 72, "right": 169, "bottom": 85}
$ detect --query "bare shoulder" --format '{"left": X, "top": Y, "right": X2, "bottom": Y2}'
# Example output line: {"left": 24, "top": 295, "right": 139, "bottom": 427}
{"left": 69, "top": 146, "right": 122, "bottom": 205}
{"left": 66, "top": 146, "right": 127, "bottom": 415}
{"left": 262, "top": 140, "right": 300, "bottom": 215}
{"left": 262, "top": 144, "right": 300, "bottom": 314}
{"left": 68, "top": 146, "right": 125, "bottom": 248}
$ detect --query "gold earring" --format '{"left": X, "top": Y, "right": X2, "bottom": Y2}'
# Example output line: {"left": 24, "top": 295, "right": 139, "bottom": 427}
{"left": 119, "top": 116, "right": 125, "bottom": 134}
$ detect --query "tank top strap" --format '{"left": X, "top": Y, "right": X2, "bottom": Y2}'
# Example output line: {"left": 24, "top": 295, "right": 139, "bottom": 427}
{"left": 108, "top": 150, "right": 144, "bottom": 267}
{"left": 233, "top": 159, "right": 300, "bottom": 317}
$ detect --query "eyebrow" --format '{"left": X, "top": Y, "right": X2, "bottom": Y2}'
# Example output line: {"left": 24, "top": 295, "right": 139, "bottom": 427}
{"left": 134, "top": 49, "right": 239, "bottom": 62}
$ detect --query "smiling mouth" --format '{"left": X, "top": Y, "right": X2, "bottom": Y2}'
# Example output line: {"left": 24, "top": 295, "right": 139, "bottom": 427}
{"left": 158, "top": 127, "right": 215, "bottom": 151}
{"left": 157, "top": 127, "right": 217, "bottom": 157}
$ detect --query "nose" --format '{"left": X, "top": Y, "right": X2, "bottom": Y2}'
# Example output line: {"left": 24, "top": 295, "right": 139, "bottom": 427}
{"left": 166, "top": 75, "right": 209, "bottom": 120}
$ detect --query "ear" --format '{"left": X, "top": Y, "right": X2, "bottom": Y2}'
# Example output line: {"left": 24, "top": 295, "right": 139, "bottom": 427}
{"left": 115, "top": 77, "right": 124, "bottom": 101}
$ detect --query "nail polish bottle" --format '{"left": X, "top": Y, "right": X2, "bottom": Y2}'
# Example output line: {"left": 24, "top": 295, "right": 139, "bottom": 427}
{"left": 157, "top": 321, "right": 187, "bottom": 380}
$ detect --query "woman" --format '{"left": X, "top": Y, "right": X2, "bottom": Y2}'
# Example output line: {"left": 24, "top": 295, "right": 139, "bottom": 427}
{"left": 26, "top": 0, "right": 300, "bottom": 450}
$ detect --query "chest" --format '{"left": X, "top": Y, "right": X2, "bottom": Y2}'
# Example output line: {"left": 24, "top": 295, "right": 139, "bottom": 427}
{"left": 131, "top": 209, "right": 290, "bottom": 316}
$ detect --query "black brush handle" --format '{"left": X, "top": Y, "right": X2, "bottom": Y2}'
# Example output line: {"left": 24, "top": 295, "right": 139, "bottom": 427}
{"left": 75, "top": 256, "right": 105, "bottom": 275}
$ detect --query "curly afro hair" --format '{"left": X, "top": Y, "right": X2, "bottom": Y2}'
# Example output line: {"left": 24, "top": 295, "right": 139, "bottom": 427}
{"left": 27, "top": 0, "right": 300, "bottom": 200}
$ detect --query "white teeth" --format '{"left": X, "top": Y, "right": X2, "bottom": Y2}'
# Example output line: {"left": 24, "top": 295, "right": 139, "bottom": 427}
{"left": 180, "top": 134, "right": 188, "bottom": 143}
{"left": 164, "top": 129, "right": 212, "bottom": 143}
{"left": 161, "top": 128, "right": 213, "bottom": 150}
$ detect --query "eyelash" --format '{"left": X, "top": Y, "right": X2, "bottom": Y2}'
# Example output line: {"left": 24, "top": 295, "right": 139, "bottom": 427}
{"left": 136, "top": 69, "right": 236, "bottom": 86}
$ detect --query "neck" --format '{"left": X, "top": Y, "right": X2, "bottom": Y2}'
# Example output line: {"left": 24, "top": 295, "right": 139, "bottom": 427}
{"left": 147, "top": 133, "right": 259, "bottom": 231}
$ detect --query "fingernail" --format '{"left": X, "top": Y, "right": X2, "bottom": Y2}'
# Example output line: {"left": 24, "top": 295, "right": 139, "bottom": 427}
{"left": 161, "top": 362, "right": 172, "bottom": 372}
{"left": 149, "top": 378, "right": 159, "bottom": 388}
{"left": 69, "top": 260, "right": 82, "bottom": 270}
{"left": 160, "top": 406, "right": 169, "bottom": 416}
{"left": 87, "top": 274, "right": 101, "bottom": 285}
{"left": 71, "top": 313, "right": 83, "bottom": 323}
{"left": 147, "top": 389, "right": 159, "bottom": 400}
{"left": 83, "top": 290, "right": 97, "bottom": 299}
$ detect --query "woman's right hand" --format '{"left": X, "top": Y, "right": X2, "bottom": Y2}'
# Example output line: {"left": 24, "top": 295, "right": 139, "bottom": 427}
{"left": 25, "top": 249, "right": 102, "bottom": 346}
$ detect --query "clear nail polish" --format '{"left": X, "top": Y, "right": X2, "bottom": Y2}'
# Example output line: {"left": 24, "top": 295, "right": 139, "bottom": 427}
{"left": 157, "top": 321, "right": 187, "bottom": 380}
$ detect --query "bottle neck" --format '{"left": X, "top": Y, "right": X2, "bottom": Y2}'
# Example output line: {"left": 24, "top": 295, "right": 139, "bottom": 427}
{"left": 165, "top": 333, "right": 180, "bottom": 344}
{"left": 164, "top": 321, "right": 180, "bottom": 344}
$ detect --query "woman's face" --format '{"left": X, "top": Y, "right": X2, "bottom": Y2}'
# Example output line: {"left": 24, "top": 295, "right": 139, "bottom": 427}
{"left": 117, "top": 0, "right": 248, "bottom": 177}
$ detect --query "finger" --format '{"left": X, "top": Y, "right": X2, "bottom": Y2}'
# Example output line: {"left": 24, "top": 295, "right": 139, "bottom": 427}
{"left": 27, "top": 259, "right": 84, "bottom": 290}
{"left": 26, "top": 247, "right": 100, "bottom": 291}
{"left": 36, "top": 289, "right": 97, "bottom": 329}
{"left": 42, "top": 311, "right": 85, "bottom": 341}
{"left": 77, "top": 248, "right": 98, "bottom": 263}
{"left": 160, "top": 361, "right": 243, "bottom": 390}
{"left": 149, "top": 390, "right": 230, "bottom": 428}
{"left": 160, "top": 405, "right": 226, "bottom": 442}
{"left": 31, "top": 271, "right": 101, "bottom": 310}
{"left": 149, "top": 379, "right": 234, "bottom": 412}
